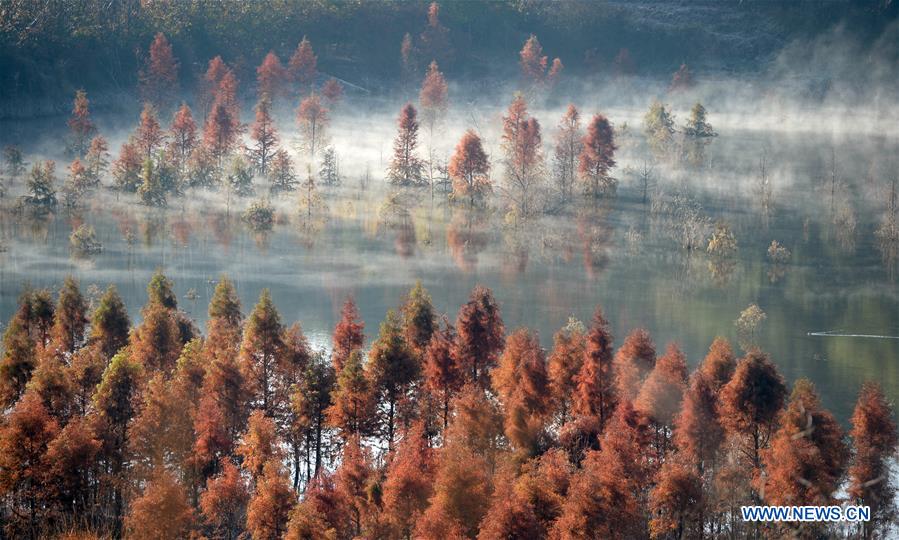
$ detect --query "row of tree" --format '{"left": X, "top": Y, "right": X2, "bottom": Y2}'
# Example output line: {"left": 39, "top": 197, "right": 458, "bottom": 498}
{"left": 0, "top": 274, "right": 895, "bottom": 538}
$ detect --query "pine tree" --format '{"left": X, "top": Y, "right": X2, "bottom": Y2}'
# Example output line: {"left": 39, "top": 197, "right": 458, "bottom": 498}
{"left": 400, "top": 281, "right": 436, "bottom": 357}
{"left": 125, "top": 470, "right": 194, "bottom": 539}
{"left": 552, "top": 104, "right": 582, "bottom": 202}
{"left": 237, "top": 410, "right": 285, "bottom": 481}
{"left": 48, "top": 276, "right": 88, "bottom": 357}
{"left": 322, "top": 77, "right": 344, "bottom": 106}
{"left": 501, "top": 94, "right": 543, "bottom": 218}
{"left": 579, "top": 113, "right": 617, "bottom": 197}
{"left": 296, "top": 94, "right": 328, "bottom": 159}
{"left": 200, "top": 56, "right": 229, "bottom": 120}
{"left": 89, "top": 285, "right": 130, "bottom": 358}
{"left": 200, "top": 459, "right": 250, "bottom": 540}
{"left": 644, "top": 100, "right": 676, "bottom": 158}
{"left": 318, "top": 146, "right": 340, "bottom": 186}
{"left": 112, "top": 139, "right": 143, "bottom": 192}
{"left": 0, "top": 316, "right": 37, "bottom": 408}
{"left": 547, "top": 317, "right": 585, "bottom": 425}
{"left": 84, "top": 135, "right": 110, "bottom": 185}
{"left": 169, "top": 103, "right": 197, "bottom": 177}
{"left": 246, "top": 461, "right": 295, "bottom": 540}
{"left": 326, "top": 349, "right": 374, "bottom": 440}
{"left": 613, "top": 328, "right": 656, "bottom": 402}
{"left": 289, "top": 37, "right": 318, "bottom": 95}
{"left": 268, "top": 149, "right": 298, "bottom": 193}
{"left": 419, "top": 60, "right": 448, "bottom": 137}
{"left": 25, "top": 160, "right": 58, "bottom": 208}
{"left": 257, "top": 51, "right": 287, "bottom": 100}
{"left": 382, "top": 421, "right": 434, "bottom": 537}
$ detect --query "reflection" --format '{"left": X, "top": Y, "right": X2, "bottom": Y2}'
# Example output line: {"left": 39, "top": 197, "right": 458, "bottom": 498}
{"left": 446, "top": 208, "right": 488, "bottom": 273}
{"left": 576, "top": 204, "right": 614, "bottom": 279}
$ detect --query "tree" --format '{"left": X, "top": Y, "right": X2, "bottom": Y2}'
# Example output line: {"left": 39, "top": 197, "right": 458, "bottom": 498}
{"left": 322, "top": 78, "right": 344, "bottom": 106}
{"left": 292, "top": 354, "right": 334, "bottom": 484}
{"left": 454, "top": 285, "right": 505, "bottom": 387}
{"left": 125, "top": 470, "right": 194, "bottom": 540}
{"left": 613, "top": 328, "right": 656, "bottom": 402}
{"left": 289, "top": 37, "right": 317, "bottom": 95}
{"left": 326, "top": 350, "right": 374, "bottom": 441}
{"left": 93, "top": 351, "right": 142, "bottom": 536}
{"left": 138, "top": 156, "right": 167, "bottom": 207}
{"left": 49, "top": 276, "right": 88, "bottom": 357}
{"left": 649, "top": 460, "right": 704, "bottom": 539}
{"left": 574, "top": 307, "right": 616, "bottom": 431}
{"left": 546, "top": 318, "right": 584, "bottom": 426}
{"left": 761, "top": 380, "right": 846, "bottom": 507}
{"left": 400, "top": 32, "right": 415, "bottom": 87}
{"left": 247, "top": 461, "right": 295, "bottom": 540}
{"left": 318, "top": 146, "right": 340, "bottom": 186}
{"left": 387, "top": 103, "right": 424, "bottom": 186}
{"left": 492, "top": 328, "right": 551, "bottom": 455}
{"left": 719, "top": 350, "right": 786, "bottom": 476}
{"left": 140, "top": 32, "right": 180, "bottom": 110}
{"left": 552, "top": 104, "right": 583, "bottom": 203}
{"left": 682, "top": 102, "right": 716, "bottom": 166}
{"left": 423, "top": 317, "right": 461, "bottom": 432}
{"left": 417, "top": 438, "right": 490, "bottom": 538}
{"left": 669, "top": 63, "right": 693, "bottom": 92}
{"left": 240, "top": 289, "right": 285, "bottom": 415}
{"left": 448, "top": 129, "right": 490, "bottom": 206}
{"left": 848, "top": 382, "right": 898, "bottom": 539}
{"left": 735, "top": 303, "right": 766, "bottom": 352}
{"left": 382, "top": 421, "right": 434, "bottom": 537}
{"left": 400, "top": 281, "right": 436, "bottom": 357}
{"left": 62, "top": 157, "right": 90, "bottom": 206}
{"left": 200, "top": 459, "right": 250, "bottom": 540}
{"left": 579, "top": 113, "right": 617, "bottom": 198}
{"left": 169, "top": 103, "right": 197, "bottom": 177}
{"left": 636, "top": 343, "right": 688, "bottom": 461}
{"left": 238, "top": 410, "right": 285, "bottom": 481}
{"left": 249, "top": 95, "right": 279, "bottom": 175}
{"left": 332, "top": 297, "right": 364, "bottom": 373}
{"left": 644, "top": 100, "right": 676, "bottom": 158}
{"left": 89, "top": 285, "right": 130, "bottom": 359}
{"left": 501, "top": 94, "right": 543, "bottom": 218}
{"left": 204, "top": 98, "right": 240, "bottom": 165}
{"left": 84, "top": 135, "right": 109, "bottom": 185}
{"left": 478, "top": 468, "right": 543, "bottom": 540}
{"left": 419, "top": 61, "right": 448, "bottom": 137}
{"left": 136, "top": 102, "right": 164, "bottom": 159}
{"left": 368, "top": 309, "right": 418, "bottom": 450}
{"left": 3, "top": 145, "right": 27, "bottom": 180}
{"left": 42, "top": 415, "right": 101, "bottom": 520}
{"left": 673, "top": 373, "right": 725, "bottom": 476}
{"left": 698, "top": 337, "right": 735, "bottom": 392}
{"left": 296, "top": 94, "right": 328, "bottom": 159}
{"left": 0, "top": 316, "right": 37, "bottom": 408}
{"left": 419, "top": 2, "right": 452, "bottom": 67}
{"left": 25, "top": 160, "right": 58, "bottom": 208}
{"left": 518, "top": 34, "right": 561, "bottom": 90}
{"left": 0, "top": 392, "right": 59, "bottom": 538}
{"left": 257, "top": 51, "right": 286, "bottom": 100}
{"left": 112, "top": 139, "right": 142, "bottom": 192}
{"left": 268, "top": 149, "right": 298, "bottom": 193}
{"left": 67, "top": 90, "right": 96, "bottom": 157}
{"left": 200, "top": 56, "right": 229, "bottom": 120}
{"left": 334, "top": 436, "right": 374, "bottom": 536}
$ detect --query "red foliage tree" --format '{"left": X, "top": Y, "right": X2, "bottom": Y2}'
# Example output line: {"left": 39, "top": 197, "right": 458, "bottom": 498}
{"left": 547, "top": 318, "right": 585, "bottom": 424}
{"left": 68, "top": 89, "right": 96, "bottom": 156}
{"left": 699, "top": 336, "right": 736, "bottom": 392}
{"left": 0, "top": 391, "right": 59, "bottom": 537}
{"left": 501, "top": 94, "right": 543, "bottom": 217}
{"left": 382, "top": 421, "right": 434, "bottom": 538}
{"left": 492, "top": 328, "right": 551, "bottom": 455}
{"left": 332, "top": 297, "right": 364, "bottom": 373}
{"left": 419, "top": 2, "right": 452, "bottom": 67}
{"left": 204, "top": 98, "right": 240, "bottom": 164}
{"left": 649, "top": 459, "right": 704, "bottom": 539}
{"left": 296, "top": 93, "right": 328, "bottom": 158}
{"left": 140, "top": 32, "right": 180, "bottom": 110}
{"left": 448, "top": 129, "right": 490, "bottom": 206}
{"left": 169, "top": 102, "right": 198, "bottom": 175}
{"left": 669, "top": 63, "right": 693, "bottom": 92}
{"left": 848, "top": 382, "right": 898, "bottom": 538}
{"left": 520, "top": 34, "right": 547, "bottom": 83}
{"left": 335, "top": 436, "right": 374, "bottom": 536}
{"left": 237, "top": 410, "right": 285, "bottom": 481}
{"left": 48, "top": 276, "right": 88, "bottom": 357}
{"left": 289, "top": 36, "right": 317, "bottom": 95}
{"left": 246, "top": 461, "right": 295, "bottom": 540}
{"left": 200, "top": 56, "right": 229, "bottom": 119}
{"left": 200, "top": 459, "right": 250, "bottom": 540}
{"left": 636, "top": 342, "right": 688, "bottom": 460}
{"left": 327, "top": 349, "right": 375, "bottom": 440}
{"left": 322, "top": 77, "right": 343, "bottom": 105}
{"left": 553, "top": 104, "right": 582, "bottom": 201}
{"left": 256, "top": 50, "right": 287, "bottom": 100}
{"left": 124, "top": 470, "right": 194, "bottom": 540}
{"left": 613, "top": 328, "right": 656, "bottom": 402}
{"left": 673, "top": 373, "right": 725, "bottom": 475}
{"left": 579, "top": 113, "right": 617, "bottom": 197}
{"left": 453, "top": 285, "right": 505, "bottom": 387}
{"left": 423, "top": 317, "right": 462, "bottom": 431}
{"left": 419, "top": 60, "right": 448, "bottom": 136}
{"left": 42, "top": 415, "right": 101, "bottom": 518}
{"left": 719, "top": 350, "right": 787, "bottom": 476}
{"left": 0, "top": 315, "right": 37, "bottom": 409}
{"left": 136, "top": 102, "right": 165, "bottom": 159}
{"left": 761, "top": 379, "right": 846, "bottom": 509}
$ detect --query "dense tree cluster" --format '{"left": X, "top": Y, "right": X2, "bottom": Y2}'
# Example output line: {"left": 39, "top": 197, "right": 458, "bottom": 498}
{"left": 0, "top": 275, "right": 893, "bottom": 539}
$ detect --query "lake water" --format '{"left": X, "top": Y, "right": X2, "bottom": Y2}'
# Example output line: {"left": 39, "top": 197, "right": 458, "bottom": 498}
{"left": 0, "top": 117, "right": 896, "bottom": 425}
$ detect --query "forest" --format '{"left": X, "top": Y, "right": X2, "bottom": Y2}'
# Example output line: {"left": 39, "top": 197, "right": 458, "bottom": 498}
{"left": 1, "top": 1, "right": 899, "bottom": 539}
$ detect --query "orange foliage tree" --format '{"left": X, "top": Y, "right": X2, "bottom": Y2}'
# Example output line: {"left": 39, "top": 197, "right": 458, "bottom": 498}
{"left": 140, "top": 32, "right": 179, "bottom": 110}
{"left": 448, "top": 129, "right": 490, "bottom": 206}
